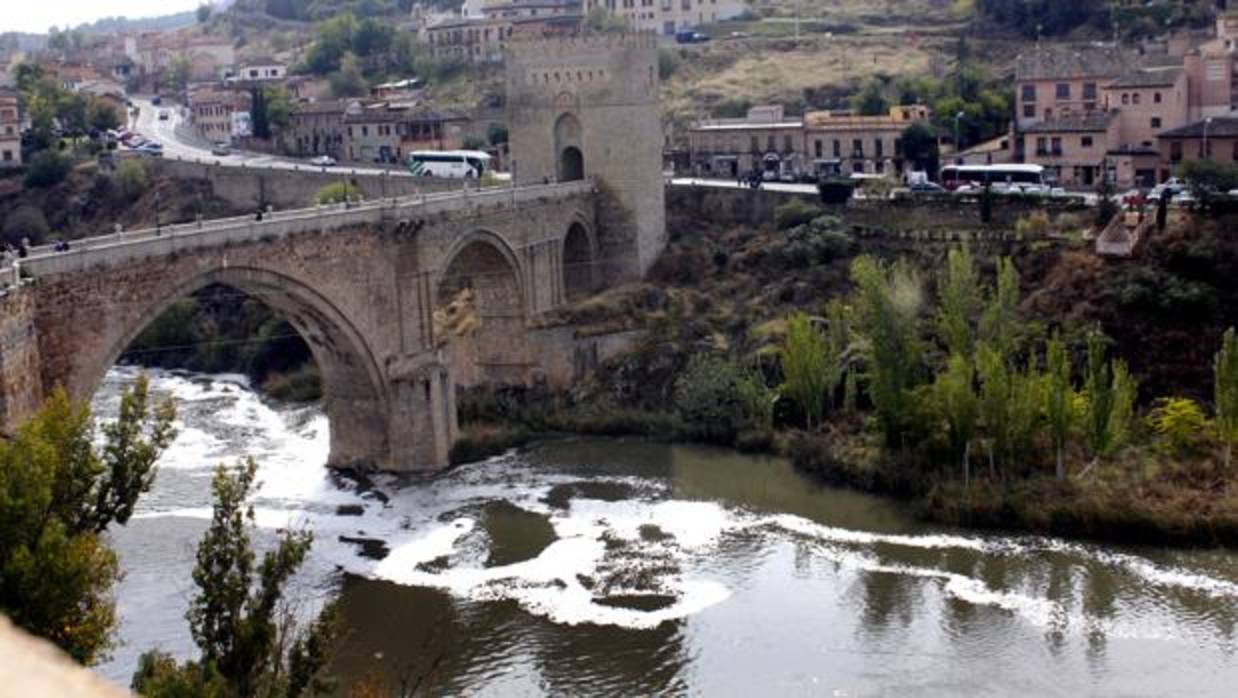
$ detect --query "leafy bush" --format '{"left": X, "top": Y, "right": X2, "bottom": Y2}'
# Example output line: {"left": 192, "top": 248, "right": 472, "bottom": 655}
{"left": 1014, "top": 209, "right": 1051, "bottom": 236}
{"left": 1146, "top": 397, "right": 1211, "bottom": 457}
{"left": 1, "top": 205, "right": 50, "bottom": 246}
{"left": 1180, "top": 159, "right": 1238, "bottom": 207}
{"left": 462, "top": 134, "right": 487, "bottom": 150}
{"left": 673, "top": 354, "right": 772, "bottom": 445}
{"left": 774, "top": 198, "right": 821, "bottom": 230}
{"left": 24, "top": 150, "right": 72, "bottom": 188}
{"left": 779, "top": 216, "right": 853, "bottom": 267}
{"left": 315, "top": 181, "right": 361, "bottom": 204}
{"left": 657, "top": 47, "right": 679, "bottom": 80}
{"left": 116, "top": 158, "right": 149, "bottom": 201}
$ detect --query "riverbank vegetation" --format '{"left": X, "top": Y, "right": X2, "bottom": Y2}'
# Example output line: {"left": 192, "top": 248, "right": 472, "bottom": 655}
{"left": 132, "top": 459, "right": 338, "bottom": 698}
{"left": 0, "top": 378, "right": 175, "bottom": 664}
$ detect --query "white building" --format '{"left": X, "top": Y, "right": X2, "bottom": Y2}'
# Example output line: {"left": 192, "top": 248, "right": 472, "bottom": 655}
{"left": 226, "top": 61, "right": 287, "bottom": 84}
{"left": 582, "top": 0, "right": 747, "bottom": 34}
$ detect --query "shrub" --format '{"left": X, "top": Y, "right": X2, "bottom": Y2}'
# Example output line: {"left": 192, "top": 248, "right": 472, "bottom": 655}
{"left": 673, "top": 354, "right": 771, "bottom": 445}
{"left": 1014, "top": 209, "right": 1051, "bottom": 236}
{"left": 24, "top": 150, "right": 72, "bottom": 188}
{"left": 1146, "top": 397, "right": 1211, "bottom": 457}
{"left": 116, "top": 158, "right": 149, "bottom": 201}
{"left": 315, "top": 181, "right": 360, "bottom": 205}
{"left": 1, "top": 205, "right": 50, "bottom": 246}
{"left": 657, "top": 47, "right": 679, "bottom": 80}
{"left": 779, "top": 216, "right": 853, "bottom": 267}
{"left": 461, "top": 134, "right": 487, "bottom": 150}
{"left": 774, "top": 198, "right": 821, "bottom": 230}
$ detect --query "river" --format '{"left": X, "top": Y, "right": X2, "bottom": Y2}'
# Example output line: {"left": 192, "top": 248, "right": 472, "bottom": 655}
{"left": 94, "top": 367, "right": 1238, "bottom": 696}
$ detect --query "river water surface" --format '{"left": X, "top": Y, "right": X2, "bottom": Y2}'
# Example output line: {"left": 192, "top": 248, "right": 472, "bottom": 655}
{"left": 94, "top": 367, "right": 1238, "bottom": 696}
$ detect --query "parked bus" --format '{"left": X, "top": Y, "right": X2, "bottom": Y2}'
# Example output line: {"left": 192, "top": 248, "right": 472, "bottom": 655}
{"left": 407, "top": 150, "right": 491, "bottom": 178}
{"left": 940, "top": 164, "right": 1046, "bottom": 190}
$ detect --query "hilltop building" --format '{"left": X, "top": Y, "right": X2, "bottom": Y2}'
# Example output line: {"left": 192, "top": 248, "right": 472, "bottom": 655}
{"left": 685, "top": 104, "right": 933, "bottom": 180}
{"left": 423, "top": 0, "right": 583, "bottom": 63}
{"left": 0, "top": 88, "right": 22, "bottom": 168}
{"left": 580, "top": 0, "right": 748, "bottom": 34}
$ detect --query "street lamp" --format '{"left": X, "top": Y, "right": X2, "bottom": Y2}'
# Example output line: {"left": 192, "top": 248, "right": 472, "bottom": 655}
{"left": 1202, "top": 116, "right": 1214, "bottom": 160}
{"left": 954, "top": 111, "right": 965, "bottom": 164}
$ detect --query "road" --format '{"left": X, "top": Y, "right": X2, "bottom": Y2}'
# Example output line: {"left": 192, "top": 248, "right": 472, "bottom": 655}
{"left": 129, "top": 98, "right": 418, "bottom": 177}
{"left": 669, "top": 177, "right": 821, "bottom": 194}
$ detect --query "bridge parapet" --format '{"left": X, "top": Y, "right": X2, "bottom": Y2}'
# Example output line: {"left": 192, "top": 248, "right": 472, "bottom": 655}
{"left": 18, "top": 181, "right": 594, "bottom": 279}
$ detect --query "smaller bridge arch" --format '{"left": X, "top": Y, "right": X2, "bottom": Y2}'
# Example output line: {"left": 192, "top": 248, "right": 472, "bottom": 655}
{"left": 562, "top": 217, "right": 598, "bottom": 301}
{"left": 434, "top": 230, "right": 530, "bottom": 386}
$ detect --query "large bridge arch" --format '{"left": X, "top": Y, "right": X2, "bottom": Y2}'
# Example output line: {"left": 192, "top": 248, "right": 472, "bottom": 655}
{"left": 87, "top": 266, "right": 392, "bottom": 470}
{"left": 434, "top": 229, "right": 530, "bottom": 386}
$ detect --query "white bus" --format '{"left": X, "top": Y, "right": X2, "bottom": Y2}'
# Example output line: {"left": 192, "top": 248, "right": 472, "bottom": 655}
{"left": 407, "top": 150, "right": 491, "bottom": 178}
{"left": 940, "top": 164, "right": 1046, "bottom": 190}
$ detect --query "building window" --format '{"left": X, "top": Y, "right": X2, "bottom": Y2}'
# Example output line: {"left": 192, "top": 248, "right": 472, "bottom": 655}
{"left": 1023, "top": 103, "right": 1035, "bottom": 118}
{"left": 1083, "top": 83, "right": 1097, "bottom": 100}
{"left": 1051, "top": 137, "right": 1062, "bottom": 155}
{"left": 1022, "top": 84, "right": 1036, "bottom": 102}
{"left": 1055, "top": 83, "right": 1070, "bottom": 100}
{"left": 1154, "top": 92, "right": 1162, "bottom": 104}
{"left": 1081, "top": 136, "right": 1093, "bottom": 148}
{"left": 1170, "top": 141, "right": 1182, "bottom": 162}
{"left": 1121, "top": 93, "right": 1129, "bottom": 105}
{"left": 852, "top": 139, "right": 863, "bottom": 157}
{"left": 814, "top": 139, "right": 823, "bottom": 157}
{"left": 875, "top": 139, "right": 883, "bottom": 158}
{"left": 783, "top": 134, "right": 792, "bottom": 151}
{"left": 1151, "top": 117, "right": 1162, "bottom": 129}
{"left": 767, "top": 135, "right": 775, "bottom": 151}
{"left": 1132, "top": 93, "right": 1140, "bottom": 105}
{"left": 750, "top": 136, "right": 758, "bottom": 152}
{"left": 1036, "top": 136, "right": 1047, "bottom": 155}
{"left": 2, "top": 150, "right": 11, "bottom": 162}
{"left": 833, "top": 140, "right": 841, "bottom": 157}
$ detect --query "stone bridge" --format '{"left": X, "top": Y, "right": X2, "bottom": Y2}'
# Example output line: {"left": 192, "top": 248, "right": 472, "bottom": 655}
{"left": 0, "top": 33, "right": 665, "bottom": 473}
{"left": 0, "top": 182, "right": 606, "bottom": 471}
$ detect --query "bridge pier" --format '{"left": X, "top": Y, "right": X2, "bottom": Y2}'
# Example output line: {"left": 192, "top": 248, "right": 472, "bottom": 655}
{"left": 384, "top": 352, "right": 458, "bottom": 472}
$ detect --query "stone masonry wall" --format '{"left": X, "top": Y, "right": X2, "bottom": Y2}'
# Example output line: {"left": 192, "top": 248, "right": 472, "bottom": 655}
{"left": 152, "top": 158, "right": 475, "bottom": 212}
{"left": 0, "top": 287, "right": 43, "bottom": 437}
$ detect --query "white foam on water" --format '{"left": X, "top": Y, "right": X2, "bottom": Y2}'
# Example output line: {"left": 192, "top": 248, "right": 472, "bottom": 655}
{"left": 102, "top": 368, "right": 1238, "bottom": 641}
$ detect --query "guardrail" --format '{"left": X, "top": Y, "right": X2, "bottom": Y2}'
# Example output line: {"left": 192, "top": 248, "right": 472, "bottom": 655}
{"left": 20, "top": 180, "right": 593, "bottom": 279}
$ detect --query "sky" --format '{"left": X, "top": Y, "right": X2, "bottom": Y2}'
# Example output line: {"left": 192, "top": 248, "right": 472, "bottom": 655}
{"left": 1, "top": 0, "right": 203, "bottom": 34}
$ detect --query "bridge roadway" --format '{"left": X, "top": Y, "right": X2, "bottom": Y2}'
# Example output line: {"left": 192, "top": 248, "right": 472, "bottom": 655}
{"left": 10, "top": 181, "right": 589, "bottom": 280}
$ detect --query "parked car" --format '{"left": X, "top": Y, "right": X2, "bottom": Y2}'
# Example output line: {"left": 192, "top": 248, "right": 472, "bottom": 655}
{"left": 779, "top": 171, "right": 797, "bottom": 183}
{"left": 151, "top": 95, "right": 162, "bottom": 106}
{"left": 1149, "top": 177, "right": 1184, "bottom": 201}
{"left": 135, "top": 142, "right": 163, "bottom": 157}
{"left": 310, "top": 155, "right": 338, "bottom": 167}
{"left": 210, "top": 142, "right": 231, "bottom": 156}
{"left": 158, "top": 110, "right": 170, "bottom": 121}
{"left": 909, "top": 181, "right": 946, "bottom": 193}
{"left": 675, "top": 30, "right": 711, "bottom": 44}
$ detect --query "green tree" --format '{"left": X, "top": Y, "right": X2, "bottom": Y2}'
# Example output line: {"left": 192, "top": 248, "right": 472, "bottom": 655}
{"left": 166, "top": 55, "right": 193, "bottom": 93}
{"left": 899, "top": 122, "right": 939, "bottom": 176}
{"left": 264, "top": 87, "right": 292, "bottom": 131}
{"left": 314, "top": 181, "right": 360, "bottom": 204}
{"left": 88, "top": 98, "right": 123, "bottom": 132}
{"left": 197, "top": 3, "right": 213, "bottom": 23}
{"left": 0, "top": 379, "right": 176, "bottom": 664}
{"left": 1081, "top": 329, "right": 1137, "bottom": 463}
{"left": 133, "top": 459, "right": 339, "bottom": 698}
{"left": 977, "top": 344, "right": 1042, "bottom": 476}
{"left": 251, "top": 87, "right": 270, "bottom": 140}
{"left": 117, "top": 158, "right": 150, "bottom": 201}
{"left": 936, "top": 246, "right": 980, "bottom": 357}
{"left": 979, "top": 256, "right": 1020, "bottom": 358}
{"left": 851, "top": 256, "right": 925, "bottom": 447}
{"left": 932, "top": 353, "right": 980, "bottom": 484}
{"left": 1044, "top": 332, "right": 1074, "bottom": 481}
{"left": 1146, "top": 397, "right": 1211, "bottom": 458}
{"left": 673, "top": 354, "right": 768, "bottom": 445}
{"left": 780, "top": 314, "right": 831, "bottom": 429}
{"left": 328, "top": 53, "right": 368, "bottom": 98}
{"left": 1215, "top": 328, "right": 1238, "bottom": 469}
{"left": 24, "top": 150, "right": 72, "bottom": 188}
{"left": 852, "top": 79, "right": 890, "bottom": 116}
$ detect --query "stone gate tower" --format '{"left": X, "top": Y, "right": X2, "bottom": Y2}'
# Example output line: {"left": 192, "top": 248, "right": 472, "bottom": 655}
{"left": 505, "top": 33, "right": 666, "bottom": 279}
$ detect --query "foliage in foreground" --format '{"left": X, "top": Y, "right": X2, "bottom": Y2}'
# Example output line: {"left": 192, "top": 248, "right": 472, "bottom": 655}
{"left": 0, "top": 378, "right": 176, "bottom": 664}
{"left": 132, "top": 459, "right": 338, "bottom": 698}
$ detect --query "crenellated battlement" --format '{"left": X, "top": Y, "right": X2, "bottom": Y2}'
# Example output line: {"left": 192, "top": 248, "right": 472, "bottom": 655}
{"left": 504, "top": 31, "right": 659, "bottom": 62}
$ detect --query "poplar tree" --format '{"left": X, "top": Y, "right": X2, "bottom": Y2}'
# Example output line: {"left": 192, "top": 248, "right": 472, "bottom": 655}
{"left": 1215, "top": 328, "right": 1238, "bottom": 469}
{"left": 1082, "top": 329, "right": 1137, "bottom": 463}
{"left": 781, "top": 313, "right": 831, "bottom": 429}
{"left": 851, "top": 256, "right": 925, "bottom": 447}
{"left": 933, "top": 353, "right": 979, "bottom": 486}
{"left": 936, "top": 246, "right": 980, "bottom": 357}
{"left": 1045, "top": 333, "right": 1074, "bottom": 481}
{"left": 979, "top": 256, "right": 1020, "bottom": 358}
